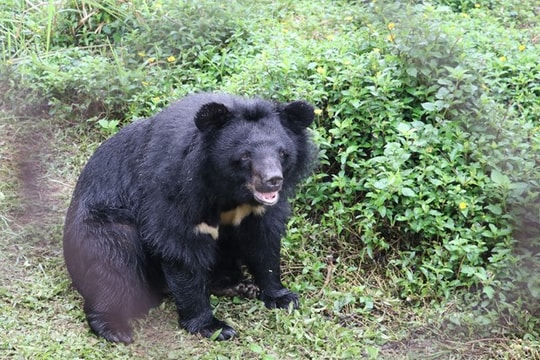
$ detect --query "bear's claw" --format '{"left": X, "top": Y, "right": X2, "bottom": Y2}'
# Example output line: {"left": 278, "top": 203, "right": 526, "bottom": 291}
{"left": 259, "top": 288, "right": 299, "bottom": 310}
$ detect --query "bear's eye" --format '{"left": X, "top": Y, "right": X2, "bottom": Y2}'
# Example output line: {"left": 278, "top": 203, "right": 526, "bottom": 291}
{"left": 240, "top": 152, "right": 251, "bottom": 161}
{"left": 279, "top": 149, "right": 288, "bottom": 159}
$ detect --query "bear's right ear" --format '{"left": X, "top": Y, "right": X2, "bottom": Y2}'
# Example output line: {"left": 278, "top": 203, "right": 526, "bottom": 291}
{"left": 194, "top": 102, "right": 231, "bottom": 131}
{"left": 281, "top": 101, "right": 315, "bottom": 133}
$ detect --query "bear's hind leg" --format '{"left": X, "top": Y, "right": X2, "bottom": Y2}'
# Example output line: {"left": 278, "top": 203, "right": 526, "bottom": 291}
{"left": 209, "top": 261, "right": 259, "bottom": 300}
{"left": 64, "top": 218, "right": 161, "bottom": 344}
{"left": 83, "top": 274, "right": 136, "bottom": 344}
{"left": 210, "top": 230, "right": 259, "bottom": 300}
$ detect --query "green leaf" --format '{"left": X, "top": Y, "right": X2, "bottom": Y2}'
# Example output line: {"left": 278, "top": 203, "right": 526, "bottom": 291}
{"left": 401, "top": 187, "right": 416, "bottom": 197}
{"left": 528, "top": 278, "right": 540, "bottom": 298}
{"left": 483, "top": 286, "right": 495, "bottom": 299}
{"left": 396, "top": 122, "right": 411, "bottom": 134}
{"left": 485, "top": 204, "right": 502, "bottom": 215}
{"left": 209, "top": 329, "right": 223, "bottom": 341}
{"left": 490, "top": 170, "right": 510, "bottom": 187}
{"left": 365, "top": 345, "right": 380, "bottom": 359}
{"left": 406, "top": 66, "right": 418, "bottom": 77}
{"left": 249, "top": 343, "right": 264, "bottom": 354}
{"left": 421, "top": 102, "right": 436, "bottom": 111}
{"left": 373, "top": 178, "right": 388, "bottom": 190}
{"left": 435, "top": 86, "right": 450, "bottom": 99}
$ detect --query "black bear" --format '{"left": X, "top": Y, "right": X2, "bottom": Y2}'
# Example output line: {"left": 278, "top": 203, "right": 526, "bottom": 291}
{"left": 63, "top": 93, "right": 316, "bottom": 343}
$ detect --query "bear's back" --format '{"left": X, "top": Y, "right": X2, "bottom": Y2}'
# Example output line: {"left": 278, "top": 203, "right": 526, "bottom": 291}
{"left": 157, "top": 93, "right": 275, "bottom": 129}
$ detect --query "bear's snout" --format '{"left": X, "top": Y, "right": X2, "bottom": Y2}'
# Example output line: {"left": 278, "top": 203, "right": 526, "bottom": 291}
{"left": 250, "top": 159, "right": 283, "bottom": 206}
{"left": 252, "top": 158, "right": 283, "bottom": 191}
{"left": 265, "top": 175, "right": 283, "bottom": 191}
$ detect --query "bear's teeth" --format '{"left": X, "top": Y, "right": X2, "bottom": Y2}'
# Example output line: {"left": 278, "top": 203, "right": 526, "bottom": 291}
{"left": 262, "top": 192, "right": 277, "bottom": 201}
{"left": 255, "top": 191, "right": 279, "bottom": 205}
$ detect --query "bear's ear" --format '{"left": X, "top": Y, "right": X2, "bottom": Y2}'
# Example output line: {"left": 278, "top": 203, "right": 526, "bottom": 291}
{"left": 194, "top": 102, "right": 231, "bottom": 131}
{"left": 281, "top": 101, "right": 315, "bottom": 133}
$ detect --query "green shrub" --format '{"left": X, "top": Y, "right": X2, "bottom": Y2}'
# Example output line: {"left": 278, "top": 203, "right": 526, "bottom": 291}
{"left": 49, "top": 0, "right": 132, "bottom": 48}
{"left": 1, "top": 0, "right": 244, "bottom": 126}
{"left": 220, "top": 0, "right": 538, "bottom": 312}
{"left": 121, "top": 0, "right": 243, "bottom": 66}
{"left": 433, "top": 0, "right": 495, "bottom": 12}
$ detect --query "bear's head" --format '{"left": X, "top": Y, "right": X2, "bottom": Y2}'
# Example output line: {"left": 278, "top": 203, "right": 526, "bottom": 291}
{"left": 194, "top": 98, "right": 315, "bottom": 207}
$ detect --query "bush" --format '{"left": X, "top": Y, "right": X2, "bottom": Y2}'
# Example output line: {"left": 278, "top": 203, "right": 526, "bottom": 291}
{"left": 1, "top": 0, "right": 243, "bottom": 123}
{"left": 217, "top": 0, "right": 539, "bottom": 314}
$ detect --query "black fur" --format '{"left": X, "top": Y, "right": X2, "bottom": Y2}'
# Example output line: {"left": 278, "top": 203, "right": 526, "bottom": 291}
{"left": 63, "top": 93, "right": 316, "bottom": 343}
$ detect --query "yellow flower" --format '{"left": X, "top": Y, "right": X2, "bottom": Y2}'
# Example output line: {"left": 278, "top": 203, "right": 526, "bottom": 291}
{"left": 141, "top": 81, "right": 149, "bottom": 86}
{"left": 387, "top": 34, "right": 395, "bottom": 42}
{"left": 314, "top": 109, "right": 323, "bottom": 116}
{"left": 475, "top": 3, "right": 481, "bottom": 8}
{"left": 167, "top": 55, "right": 176, "bottom": 63}
{"left": 387, "top": 22, "right": 395, "bottom": 30}
{"left": 499, "top": 56, "right": 507, "bottom": 62}
{"left": 137, "top": 52, "right": 146, "bottom": 58}
{"left": 316, "top": 66, "right": 326, "bottom": 75}
{"left": 518, "top": 44, "right": 526, "bottom": 51}
{"left": 458, "top": 202, "right": 468, "bottom": 210}
{"left": 148, "top": 57, "right": 156, "bottom": 63}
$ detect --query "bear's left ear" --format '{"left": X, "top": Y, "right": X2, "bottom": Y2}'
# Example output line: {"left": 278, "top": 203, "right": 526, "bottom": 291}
{"left": 281, "top": 101, "right": 315, "bottom": 133}
{"left": 194, "top": 102, "right": 231, "bottom": 131}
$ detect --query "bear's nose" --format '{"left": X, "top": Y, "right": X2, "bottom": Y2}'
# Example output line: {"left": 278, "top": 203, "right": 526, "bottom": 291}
{"left": 266, "top": 176, "right": 283, "bottom": 190}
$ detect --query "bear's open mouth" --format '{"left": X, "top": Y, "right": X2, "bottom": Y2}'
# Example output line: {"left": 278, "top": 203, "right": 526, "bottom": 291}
{"left": 253, "top": 191, "right": 280, "bottom": 206}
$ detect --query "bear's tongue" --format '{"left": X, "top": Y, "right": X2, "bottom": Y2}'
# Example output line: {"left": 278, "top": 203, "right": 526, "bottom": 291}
{"left": 254, "top": 191, "right": 279, "bottom": 206}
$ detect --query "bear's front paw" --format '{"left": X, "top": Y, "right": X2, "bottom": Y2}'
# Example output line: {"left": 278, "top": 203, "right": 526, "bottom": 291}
{"left": 259, "top": 288, "right": 299, "bottom": 310}
{"left": 184, "top": 316, "right": 237, "bottom": 341}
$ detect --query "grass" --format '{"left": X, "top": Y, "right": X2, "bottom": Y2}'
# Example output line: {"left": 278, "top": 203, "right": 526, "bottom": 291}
{"left": 1, "top": 0, "right": 540, "bottom": 358}
{"left": 0, "top": 113, "right": 538, "bottom": 360}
